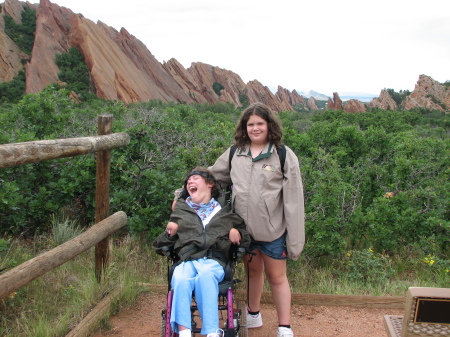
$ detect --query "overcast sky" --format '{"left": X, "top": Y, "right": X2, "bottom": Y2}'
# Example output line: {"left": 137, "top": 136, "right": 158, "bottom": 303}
{"left": 48, "top": 0, "right": 450, "bottom": 96}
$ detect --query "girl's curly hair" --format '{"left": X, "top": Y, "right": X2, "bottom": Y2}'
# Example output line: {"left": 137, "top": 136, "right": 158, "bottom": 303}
{"left": 234, "top": 102, "right": 283, "bottom": 150}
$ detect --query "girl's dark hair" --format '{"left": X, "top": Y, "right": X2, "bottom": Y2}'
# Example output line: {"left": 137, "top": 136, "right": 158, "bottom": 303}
{"left": 234, "top": 102, "right": 283, "bottom": 150}
{"left": 182, "top": 166, "right": 220, "bottom": 199}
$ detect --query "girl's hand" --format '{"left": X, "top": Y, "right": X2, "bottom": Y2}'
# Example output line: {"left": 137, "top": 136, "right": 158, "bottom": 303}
{"left": 166, "top": 222, "right": 179, "bottom": 236}
{"left": 229, "top": 228, "right": 241, "bottom": 245}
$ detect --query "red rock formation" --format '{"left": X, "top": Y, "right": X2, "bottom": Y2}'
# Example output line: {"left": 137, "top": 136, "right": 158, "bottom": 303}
{"left": 327, "top": 92, "right": 343, "bottom": 110}
{"left": 25, "top": 0, "right": 73, "bottom": 94}
{"left": 0, "top": 0, "right": 37, "bottom": 82}
{"left": 404, "top": 74, "right": 450, "bottom": 112}
{"left": 367, "top": 89, "right": 398, "bottom": 110}
{"left": 101, "top": 24, "right": 193, "bottom": 103}
{"left": 11, "top": 0, "right": 446, "bottom": 114}
{"left": 307, "top": 97, "right": 319, "bottom": 110}
{"left": 2, "top": 0, "right": 38, "bottom": 23}
{"left": 187, "top": 62, "right": 249, "bottom": 107}
{"left": 247, "top": 80, "right": 293, "bottom": 112}
{"left": 162, "top": 58, "right": 208, "bottom": 103}
{"left": 344, "top": 99, "right": 366, "bottom": 113}
{"left": 275, "top": 86, "right": 306, "bottom": 106}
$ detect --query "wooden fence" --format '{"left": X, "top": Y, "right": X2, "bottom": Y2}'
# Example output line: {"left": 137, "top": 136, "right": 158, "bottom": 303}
{"left": 0, "top": 114, "right": 130, "bottom": 301}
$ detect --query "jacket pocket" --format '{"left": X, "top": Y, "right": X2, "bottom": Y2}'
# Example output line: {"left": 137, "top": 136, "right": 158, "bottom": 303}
{"left": 263, "top": 196, "right": 281, "bottom": 233}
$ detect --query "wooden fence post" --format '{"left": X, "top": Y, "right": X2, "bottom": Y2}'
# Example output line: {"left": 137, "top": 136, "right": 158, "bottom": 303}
{"left": 95, "top": 114, "right": 113, "bottom": 282}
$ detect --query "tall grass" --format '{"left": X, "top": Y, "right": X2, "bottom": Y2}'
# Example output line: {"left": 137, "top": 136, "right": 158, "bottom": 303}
{"left": 1, "top": 221, "right": 449, "bottom": 336}
{"left": 0, "top": 219, "right": 165, "bottom": 336}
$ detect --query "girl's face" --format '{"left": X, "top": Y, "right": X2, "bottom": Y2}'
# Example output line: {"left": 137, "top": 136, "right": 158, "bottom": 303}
{"left": 246, "top": 114, "right": 269, "bottom": 146}
{"left": 186, "top": 175, "right": 213, "bottom": 204}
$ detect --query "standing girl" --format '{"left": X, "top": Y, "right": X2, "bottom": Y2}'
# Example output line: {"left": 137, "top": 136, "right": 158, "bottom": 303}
{"left": 209, "top": 102, "right": 305, "bottom": 337}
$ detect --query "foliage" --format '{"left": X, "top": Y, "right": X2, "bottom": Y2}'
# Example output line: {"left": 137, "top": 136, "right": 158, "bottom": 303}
{"left": 0, "top": 235, "right": 159, "bottom": 336}
{"left": 51, "top": 213, "right": 83, "bottom": 246}
{"left": 3, "top": 7, "right": 36, "bottom": 55}
{"left": 386, "top": 88, "right": 411, "bottom": 106}
{"left": 0, "top": 70, "right": 26, "bottom": 104}
{"left": 339, "top": 248, "right": 393, "bottom": 286}
{"left": 212, "top": 82, "right": 224, "bottom": 96}
{"left": 0, "top": 93, "right": 449, "bottom": 264}
{"left": 239, "top": 93, "right": 249, "bottom": 108}
{"left": 55, "top": 47, "right": 92, "bottom": 99}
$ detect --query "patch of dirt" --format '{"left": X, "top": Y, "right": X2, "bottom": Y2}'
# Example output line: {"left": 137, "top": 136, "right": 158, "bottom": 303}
{"left": 93, "top": 291, "right": 403, "bottom": 337}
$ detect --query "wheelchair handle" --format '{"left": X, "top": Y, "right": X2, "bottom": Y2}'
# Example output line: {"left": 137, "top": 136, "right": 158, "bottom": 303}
{"left": 237, "top": 247, "right": 246, "bottom": 258}
{"left": 161, "top": 246, "right": 171, "bottom": 257}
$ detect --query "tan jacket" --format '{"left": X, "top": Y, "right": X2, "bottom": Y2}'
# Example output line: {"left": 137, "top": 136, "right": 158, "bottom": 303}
{"left": 210, "top": 143, "right": 305, "bottom": 261}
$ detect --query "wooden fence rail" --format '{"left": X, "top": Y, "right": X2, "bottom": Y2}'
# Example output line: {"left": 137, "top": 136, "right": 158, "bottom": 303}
{"left": 0, "top": 132, "right": 130, "bottom": 168}
{"left": 0, "top": 211, "right": 127, "bottom": 301}
{"left": 0, "top": 114, "right": 130, "bottom": 302}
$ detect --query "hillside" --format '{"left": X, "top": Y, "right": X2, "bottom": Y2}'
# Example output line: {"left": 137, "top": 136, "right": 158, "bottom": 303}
{"left": 0, "top": 0, "right": 449, "bottom": 113}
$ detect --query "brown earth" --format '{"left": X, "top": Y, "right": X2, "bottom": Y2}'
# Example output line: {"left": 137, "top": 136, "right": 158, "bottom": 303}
{"left": 92, "top": 291, "right": 403, "bottom": 337}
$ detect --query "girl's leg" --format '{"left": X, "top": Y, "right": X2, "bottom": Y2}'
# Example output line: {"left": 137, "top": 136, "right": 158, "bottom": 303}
{"left": 243, "top": 249, "right": 265, "bottom": 312}
{"left": 261, "top": 255, "right": 291, "bottom": 325}
{"left": 170, "top": 261, "right": 196, "bottom": 333}
{"left": 193, "top": 259, "right": 225, "bottom": 335}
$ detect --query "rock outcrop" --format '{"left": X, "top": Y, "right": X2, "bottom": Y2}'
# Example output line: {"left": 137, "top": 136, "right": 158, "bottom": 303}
{"left": 367, "top": 89, "right": 398, "bottom": 110}
{"left": 307, "top": 97, "right": 319, "bottom": 110}
{"left": 0, "top": 0, "right": 37, "bottom": 82}
{"left": 25, "top": 0, "right": 73, "bottom": 94}
{"left": 344, "top": 99, "right": 366, "bottom": 113}
{"left": 403, "top": 74, "right": 450, "bottom": 112}
{"left": 247, "top": 80, "right": 293, "bottom": 112}
{"left": 1, "top": 1, "right": 448, "bottom": 113}
{"left": 327, "top": 92, "right": 343, "bottom": 110}
{"left": 275, "top": 86, "right": 307, "bottom": 106}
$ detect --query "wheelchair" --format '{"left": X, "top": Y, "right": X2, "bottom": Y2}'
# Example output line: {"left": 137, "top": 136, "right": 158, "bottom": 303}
{"left": 160, "top": 245, "right": 248, "bottom": 337}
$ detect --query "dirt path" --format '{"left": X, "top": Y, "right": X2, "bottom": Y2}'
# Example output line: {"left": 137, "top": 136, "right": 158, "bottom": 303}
{"left": 92, "top": 291, "right": 403, "bottom": 337}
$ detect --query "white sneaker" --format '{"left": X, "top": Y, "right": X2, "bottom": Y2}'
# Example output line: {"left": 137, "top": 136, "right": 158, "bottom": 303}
{"left": 277, "top": 327, "right": 294, "bottom": 337}
{"left": 246, "top": 311, "right": 263, "bottom": 328}
{"left": 206, "top": 328, "right": 224, "bottom": 337}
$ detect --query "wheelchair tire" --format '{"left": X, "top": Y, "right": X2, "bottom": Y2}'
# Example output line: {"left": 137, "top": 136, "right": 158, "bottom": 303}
{"left": 160, "top": 309, "right": 178, "bottom": 337}
{"left": 237, "top": 300, "right": 248, "bottom": 337}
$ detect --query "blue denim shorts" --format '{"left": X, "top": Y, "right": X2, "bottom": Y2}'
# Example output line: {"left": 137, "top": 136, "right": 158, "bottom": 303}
{"left": 249, "top": 232, "right": 288, "bottom": 260}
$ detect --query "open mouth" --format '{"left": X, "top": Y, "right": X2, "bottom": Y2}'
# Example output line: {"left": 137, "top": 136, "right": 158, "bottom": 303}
{"left": 189, "top": 186, "right": 197, "bottom": 193}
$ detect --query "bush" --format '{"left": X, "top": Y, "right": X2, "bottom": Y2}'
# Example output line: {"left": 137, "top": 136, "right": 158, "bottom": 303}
{"left": 3, "top": 7, "right": 36, "bottom": 55}
{"left": 55, "top": 47, "right": 92, "bottom": 98}
{"left": 339, "top": 248, "right": 393, "bottom": 286}
{"left": 0, "top": 95, "right": 449, "bottom": 263}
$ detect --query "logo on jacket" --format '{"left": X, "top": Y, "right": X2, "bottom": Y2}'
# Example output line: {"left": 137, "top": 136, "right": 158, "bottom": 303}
{"left": 262, "top": 164, "right": 275, "bottom": 172}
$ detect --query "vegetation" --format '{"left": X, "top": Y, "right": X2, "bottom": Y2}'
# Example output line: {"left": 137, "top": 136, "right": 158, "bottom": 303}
{"left": 385, "top": 88, "right": 412, "bottom": 107}
{"left": 0, "top": 70, "right": 26, "bottom": 104}
{"left": 0, "top": 89, "right": 449, "bottom": 335}
{"left": 55, "top": 47, "right": 93, "bottom": 99}
{"left": 239, "top": 92, "right": 249, "bottom": 108}
{"left": 212, "top": 81, "right": 224, "bottom": 96}
{"left": 3, "top": 7, "right": 36, "bottom": 55}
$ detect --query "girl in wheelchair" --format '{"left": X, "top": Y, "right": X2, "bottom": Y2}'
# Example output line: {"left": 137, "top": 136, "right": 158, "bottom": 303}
{"left": 154, "top": 167, "right": 250, "bottom": 337}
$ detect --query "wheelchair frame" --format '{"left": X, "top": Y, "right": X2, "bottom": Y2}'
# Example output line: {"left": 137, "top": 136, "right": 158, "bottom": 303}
{"left": 160, "top": 246, "right": 248, "bottom": 337}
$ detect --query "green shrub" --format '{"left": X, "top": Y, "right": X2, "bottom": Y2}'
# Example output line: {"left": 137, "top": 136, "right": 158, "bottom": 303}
{"left": 3, "top": 7, "right": 36, "bottom": 55}
{"left": 212, "top": 82, "right": 224, "bottom": 96}
{"left": 340, "top": 248, "right": 393, "bottom": 286}
{"left": 55, "top": 47, "right": 92, "bottom": 98}
{"left": 0, "top": 70, "right": 26, "bottom": 103}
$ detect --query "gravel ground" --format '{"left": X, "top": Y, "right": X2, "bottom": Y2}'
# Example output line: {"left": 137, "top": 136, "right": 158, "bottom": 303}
{"left": 92, "top": 291, "right": 403, "bottom": 337}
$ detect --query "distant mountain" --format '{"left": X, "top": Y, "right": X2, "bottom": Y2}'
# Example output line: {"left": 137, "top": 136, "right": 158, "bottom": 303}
{"left": 339, "top": 92, "right": 378, "bottom": 103}
{"left": 297, "top": 90, "right": 377, "bottom": 102}
{"left": 297, "top": 90, "right": 330, "bottom": 101}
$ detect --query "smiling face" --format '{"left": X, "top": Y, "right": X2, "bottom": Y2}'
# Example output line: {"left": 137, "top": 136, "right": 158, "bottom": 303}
{"left": 186, "top": 174, "right": 214, "bottom": 204}
{"left": 246, "top": 114, "right": 269, "bottom": 146}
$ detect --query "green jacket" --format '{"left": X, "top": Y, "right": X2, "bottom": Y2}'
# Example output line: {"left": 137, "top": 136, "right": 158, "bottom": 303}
{"left": 153, "top": 195, "right": 250, "bottom": 268}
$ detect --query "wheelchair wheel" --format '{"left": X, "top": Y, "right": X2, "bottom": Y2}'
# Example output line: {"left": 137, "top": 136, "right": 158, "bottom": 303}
{"left": 161, "top": 290, "right": 178, "bottom": 337}
{"left": 236, "top": 300, "right": 248, "bottom": 337}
